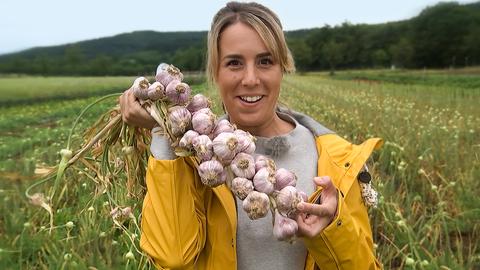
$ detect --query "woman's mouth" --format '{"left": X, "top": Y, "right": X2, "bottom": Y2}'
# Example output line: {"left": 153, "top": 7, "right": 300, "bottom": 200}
{"left": 239, "top": 95, "right": 263, "bottom": 103}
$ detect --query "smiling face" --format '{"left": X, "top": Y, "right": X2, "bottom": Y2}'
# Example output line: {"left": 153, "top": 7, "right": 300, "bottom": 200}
{"left": 216, "top": 22, "right": 287, "bottom": 137}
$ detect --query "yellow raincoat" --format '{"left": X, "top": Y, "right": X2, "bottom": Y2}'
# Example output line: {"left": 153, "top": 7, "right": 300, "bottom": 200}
{"left": 140, "top": 133, "right": 383, "bottom": 270}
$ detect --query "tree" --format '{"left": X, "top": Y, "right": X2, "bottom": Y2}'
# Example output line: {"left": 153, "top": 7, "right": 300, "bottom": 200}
{"left": 389, "top": 38, "right": 414, "bottom": 68}
{"left": 322, "top": 40, "right": 345, "bottom": 75}
{"left": 371, "top": 49, "right": 389, "bottom": 68}
{"left": 287, "top": 39, "right": 313, "bottom": 71}
{"left": 412, "top": 2, "right": 474, "bottom": 67}
{"left": 63, "top": 45, "right": 85, "bottom": 74}
{"left": 172, "top": 47, "right": 205, "bottom": 71}
{"left": 89, "top": 55, "right": 113, "bottom": 75}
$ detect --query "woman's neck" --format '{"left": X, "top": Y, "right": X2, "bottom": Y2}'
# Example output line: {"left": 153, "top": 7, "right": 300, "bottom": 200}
{"left": 237, "top": 113, "right": 294, "bottom": 138}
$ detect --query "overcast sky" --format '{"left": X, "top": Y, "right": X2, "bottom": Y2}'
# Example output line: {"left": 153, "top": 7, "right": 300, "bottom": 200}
{"left": 0, "top": 0, "right": 475, "bottom": 55}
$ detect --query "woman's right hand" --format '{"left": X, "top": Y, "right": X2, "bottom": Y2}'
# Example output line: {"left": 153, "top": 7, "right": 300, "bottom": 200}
{"left": 119, "top": 88, "right": 157, "bottom": 129}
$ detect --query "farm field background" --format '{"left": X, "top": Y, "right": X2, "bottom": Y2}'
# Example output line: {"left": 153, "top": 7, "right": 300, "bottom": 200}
{"left": 0, "top": 69, "right": 479, "bottom": 269}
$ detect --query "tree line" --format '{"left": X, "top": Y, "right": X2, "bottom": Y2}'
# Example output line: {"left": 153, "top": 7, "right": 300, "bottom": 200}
{"left": 0, "top": 1, "right": 478, "bottom": 76}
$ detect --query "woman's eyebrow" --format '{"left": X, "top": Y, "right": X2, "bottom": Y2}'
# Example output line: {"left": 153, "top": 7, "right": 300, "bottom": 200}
{"left": 256, "top": 52, "right": 272, "bottom": 58}
{"left": 222, "top": 54, "right": 243, "bottom": 60}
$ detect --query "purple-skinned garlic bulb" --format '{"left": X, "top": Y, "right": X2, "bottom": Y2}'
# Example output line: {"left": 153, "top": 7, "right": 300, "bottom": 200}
{"left": 167, "top": 106, "right": 191, "bottom": 137}
{"left": 234, "top": 130, "right": 256, "bottom": 155}
{"left": 132, "top": 77, "right": 150, "bottom": 100}
{"left": 165, "top": 80, "right": 191, "bottom": 105}
{"left": 253, "top": 167, "right": 276, "bottom": 194}
{"left": 273, "top": 210, "right": 298, "bottom": 242}
{"left": 274, "top": 168, "right": 297, "bottom": 191}
{"left": 212, "top": 132, "right": 238, "bottom": 164}
{"left": 198, "top": 160, "right": 226, "bottom": 187}
{"left": 186, "top": 94, "right": 211, "bottom": 114}
{"left": 192, "top": 135, "right": 214, "bottom": 161}
{"left": 230, "top": 153, "right": 255, "bottom": 179}
{"left": 147, "top": 82, "right": 165, "bottom": 101}
{"left": 192, "top": 108, "right": 215, "bottom": 135}
{"left": 298, "top": 191, "right": 308, "bottom": 202}
{"left": 211, "top": 119, "right": 235, "bottom": 138}
{"left": 156, "top": 63, "right": 169, "bottom": 74}
{"left": 231, "top": 177, "right": 254, "bottom": 200}
{"left": 242, "top": 191, "right": 270, "bottom": 220}
{"left": 255, "top": 155, "right": 276, "bottom": 172}
{"left": 156, "top": 64, "right": 183, "bottom": 87}
{"left": 275, "top": 186, "right": 304, "bottom": 219}
{"left": 179, "top": 130, "right": 199, "bottom": 149}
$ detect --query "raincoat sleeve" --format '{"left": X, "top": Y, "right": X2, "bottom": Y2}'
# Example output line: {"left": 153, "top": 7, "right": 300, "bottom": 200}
{"left": 303, "top": 135, "right": 383, "bottom": 269}
{"left": 140, "top": 156, "right": 207, "bottom": 269}
{"left": 303, "top": 190, "right": 382, "bottom": 269}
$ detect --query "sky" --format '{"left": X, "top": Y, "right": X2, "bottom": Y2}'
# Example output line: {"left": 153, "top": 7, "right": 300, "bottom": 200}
{"left": 0, "top": 0, "right": 476, "bottom": 55}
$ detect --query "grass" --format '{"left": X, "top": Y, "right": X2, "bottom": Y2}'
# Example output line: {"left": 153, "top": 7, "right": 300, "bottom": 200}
{"left": 0, "top": 70, "right": 479, "bottom": 269}
{"left": 0, "top": 76, "right": 135, "bottom": 106}
{"left": 0, "top": 74, "right": 205, "bottom": 106}
{"left": 331, "top": 67, "right": 480, "bottom": 89}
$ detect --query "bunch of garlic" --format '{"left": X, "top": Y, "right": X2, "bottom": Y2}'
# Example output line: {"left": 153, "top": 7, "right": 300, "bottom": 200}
{"left": 130, "top": 63, "right": 193, "bottom": 143}
{"left": 131, "top": 63, "right": 308, "bottom": 242}
{"left": 179, "top": 117, "right": 307, "bottom": 241}
{"left": 178, "top": 107, "right": 305, "bottom": 242}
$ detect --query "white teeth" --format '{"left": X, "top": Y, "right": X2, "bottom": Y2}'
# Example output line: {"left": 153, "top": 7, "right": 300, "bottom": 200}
{"left": 240, "top": 96, "right": 262, "bottom": 103}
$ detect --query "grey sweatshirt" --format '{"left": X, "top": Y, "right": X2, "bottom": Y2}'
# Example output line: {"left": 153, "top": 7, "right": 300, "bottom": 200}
{"left": 235, "top": 112, "right": 318, "bottom": 270}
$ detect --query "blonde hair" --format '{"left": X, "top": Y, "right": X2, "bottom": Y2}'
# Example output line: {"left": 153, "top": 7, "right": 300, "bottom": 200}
{"left": 206, "top": 1, "right": 295, "bottom": 85}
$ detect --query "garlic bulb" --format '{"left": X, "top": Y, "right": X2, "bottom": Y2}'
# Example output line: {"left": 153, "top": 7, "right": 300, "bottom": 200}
{"left": 186, "top": 94, "right": 210, "bottom": 114}
{"left": 231, "top": 177, "right": 254, "bottom": 200}
{"left": 298, "top": 191, "right": 308, "bottom": 202}
{"left": 156, "top": 63, "right": 169, "bottom": 74}
{"left": 122, "top": 146, "right": 134, "bottom": 156}
{"left": 253, "top": 167, "right": 276, "bottom": 194}
{"left": 192, "top": 135, "right": 214, "bottom": 161}
{"left": 110, "top": 206, "right": 133, "bottom": 223}
{"left": 234, "top": 130, "right": 256, "bottom": 155}
{"left": 167, "top": 106, "right": 191, "bottom": 136}
{"left": 274, "top": 168, "right": 297, "bottom": 191}
{"left": 211, "top": 119, "right": 235, "bottom": 138}
{"left": 198, "top": 160, "right": 226, "bottom": 187}
{"left": 59, "top": 149, "right": 73, "bottom": 159}
{"left": 212, "top": 132, "right": 238, "bottom": 163}
{"left": 275, "top": 186, "right": 304, "bottom": 218}
{"left": 156, "top": 64, "right": 183, "bottom": 87}
{"left": 29, "top": 193, "right": 47, "bottom": 207}
{"left": 165, "top": 80, "right": 191, "bottom": 105}
{"left": 242, "top": 191, "right": 270, "bottom": 220}
{"left": 147, "top": 82, "right": 165, "bottom": 101}
{"left": 132, "top": 77, "right": 150, "bottom": 100}
{"left": 273, "top": 210, "right": 298, "bottom": 241}
{"left": 230, "top": 153, "right": 255, "bottom": 179}
{"left": 192, "top": 108, "right": 215, "bottom": 135}
{"left": 179, "top": 130, "right": 199, "bottom": 149}
{"left": 255, "top": 155, "right": 276, "bottom": 172}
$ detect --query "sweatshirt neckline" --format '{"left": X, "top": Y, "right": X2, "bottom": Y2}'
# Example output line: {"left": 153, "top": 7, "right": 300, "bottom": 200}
{"left": 254, "top": 112, "right": 301, "bottom": 157}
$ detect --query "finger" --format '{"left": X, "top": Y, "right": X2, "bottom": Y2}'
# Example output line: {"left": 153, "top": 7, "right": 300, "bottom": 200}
{"left": 126, "top": 88, "right": 136, "bottom": 102}
{"left": 297, "top": 202, "right": 333, "bottom": 217}
{"left": 119, "top": 90, "right": 131, "bottom": 121}
{"left": 296, "top": 214, "right": 315, "bottom": 238}
{"left": 313, "top": 176, "right": 334, "bottom": 191}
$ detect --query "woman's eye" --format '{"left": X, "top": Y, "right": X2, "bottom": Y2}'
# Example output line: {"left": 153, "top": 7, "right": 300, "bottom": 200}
{"left": 259, "top": 58, "right": 273, "bottom": 66}
{"left": 227, "top": 59, "right": 241, "bottom": 67}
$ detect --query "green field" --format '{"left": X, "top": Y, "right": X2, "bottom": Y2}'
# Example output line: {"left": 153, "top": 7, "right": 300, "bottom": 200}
{"left": 0, "top": 70, "right": 479, "bottom": 269}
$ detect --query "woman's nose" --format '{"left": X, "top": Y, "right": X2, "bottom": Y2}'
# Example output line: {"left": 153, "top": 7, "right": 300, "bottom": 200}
{"left": 241, "top": 64, "right": 260, "bottom": 87}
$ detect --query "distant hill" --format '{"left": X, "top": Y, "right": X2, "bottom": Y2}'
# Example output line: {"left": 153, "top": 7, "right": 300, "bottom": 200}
{"left": 0, "top": 1, "right": 479, "bottom": 75}
{"left": 0, "top": 31, "right": 207, "bottom": 60}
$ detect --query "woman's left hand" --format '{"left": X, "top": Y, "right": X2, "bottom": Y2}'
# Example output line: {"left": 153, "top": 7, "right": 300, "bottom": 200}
{"left": 296, "top": 176, "right": 339, "bottom": 238}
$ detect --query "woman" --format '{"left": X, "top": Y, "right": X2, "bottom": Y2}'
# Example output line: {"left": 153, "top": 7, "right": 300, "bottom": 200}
{"left": 120, "top": 2, "right": 382, "bottom": 269}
